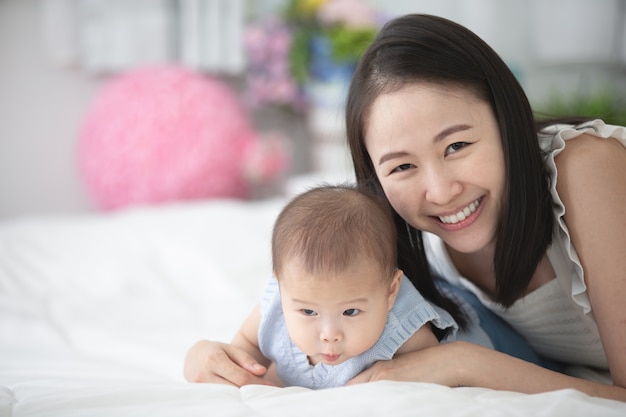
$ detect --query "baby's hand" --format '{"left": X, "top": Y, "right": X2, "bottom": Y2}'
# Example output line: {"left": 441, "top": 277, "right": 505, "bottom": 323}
{"left": 184, "top": 340, "right": 275, "bottom": 387}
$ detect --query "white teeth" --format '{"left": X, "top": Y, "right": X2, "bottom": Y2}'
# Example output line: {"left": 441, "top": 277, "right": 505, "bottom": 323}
{"left": 439, "top": 199, "right": 480, "bottom": 224}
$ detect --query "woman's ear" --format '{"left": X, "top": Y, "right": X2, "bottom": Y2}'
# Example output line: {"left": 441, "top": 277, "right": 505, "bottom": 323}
{"left": 387, "top": 269, "right": 404, "bottom": 310}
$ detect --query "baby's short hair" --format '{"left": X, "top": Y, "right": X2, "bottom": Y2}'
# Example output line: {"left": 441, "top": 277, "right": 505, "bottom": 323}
{"left": 272, "top": 184, "right": 397, "bottom": 281}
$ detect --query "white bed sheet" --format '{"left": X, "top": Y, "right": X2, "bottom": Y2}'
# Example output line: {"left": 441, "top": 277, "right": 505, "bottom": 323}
{"left": 1, "top": 195, "right": 625, "bottom": 416}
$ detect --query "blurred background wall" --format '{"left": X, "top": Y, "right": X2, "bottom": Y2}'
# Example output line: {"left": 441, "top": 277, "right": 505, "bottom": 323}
{"left": 1, "top": 0, "right": 625, "bottom": 219}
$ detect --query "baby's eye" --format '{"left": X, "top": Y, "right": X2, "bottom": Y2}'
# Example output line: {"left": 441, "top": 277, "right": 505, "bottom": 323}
{"left": 301, "top": 309, "right": 317, "bottom": 316}
{"left": 391, "top": 163, "right": 414, "bottom": 173}
{"left": 446, "top": 142, "right": 467, "bottom": 155}
{"left": 343, "top": 308, "right": 361, "bottom": 317}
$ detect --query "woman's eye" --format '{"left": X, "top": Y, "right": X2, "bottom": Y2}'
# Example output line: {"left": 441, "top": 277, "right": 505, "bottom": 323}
{"left": 301, "top": 309, "right": 317, "bottom": 316}
{"left": 391, "top": 163, "right": 414, "bottom": 173}
{"left": 446, "top": 142, "right": 467, "bottom": 154}
{"left": 343, "top": 308, "right": 361, "bottom": 317}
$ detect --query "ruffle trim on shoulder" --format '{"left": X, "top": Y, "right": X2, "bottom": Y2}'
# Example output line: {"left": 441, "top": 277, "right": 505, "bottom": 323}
{"left": 541, "top": 119, "right": 626, "bottom": 316}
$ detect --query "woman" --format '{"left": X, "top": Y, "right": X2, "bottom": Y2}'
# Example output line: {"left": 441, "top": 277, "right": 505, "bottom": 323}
{"left": 344, "top": 14, "right": 626, "bottom": 401}
{"left": 184, "top": 14, "right": 626, "bottom": 401}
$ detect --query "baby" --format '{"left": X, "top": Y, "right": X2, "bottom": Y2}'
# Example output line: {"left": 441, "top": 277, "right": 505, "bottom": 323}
{"left": 231, "top": 184, "right": 457, "bottom": 389}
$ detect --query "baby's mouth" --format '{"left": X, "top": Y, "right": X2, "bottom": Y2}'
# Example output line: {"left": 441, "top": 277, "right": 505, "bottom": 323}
{"left": 321, "top": 353, "right": 340, "bottom": 363}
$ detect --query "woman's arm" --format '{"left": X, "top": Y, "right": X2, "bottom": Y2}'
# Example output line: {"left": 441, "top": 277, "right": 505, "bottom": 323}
{"left": 348, "top": 341, "right": 626, "bottom": 401}
{"left": 555, "top": 133, "right": 626, "bottom": 388}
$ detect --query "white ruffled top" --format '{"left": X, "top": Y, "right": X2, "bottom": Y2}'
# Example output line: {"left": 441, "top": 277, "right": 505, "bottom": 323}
{"left": 424, "top": 119, "right": 626, "bottom": 370}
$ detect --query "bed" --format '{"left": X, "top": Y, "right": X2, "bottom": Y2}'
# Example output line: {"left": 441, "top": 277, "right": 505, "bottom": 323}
{"left": 1, "top": 175, "right": 625, "bottom": 417}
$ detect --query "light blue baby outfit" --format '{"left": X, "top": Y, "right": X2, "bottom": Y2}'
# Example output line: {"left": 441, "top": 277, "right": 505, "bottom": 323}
{"left": 258, "top": 275, "right": 457, "bottom": 389}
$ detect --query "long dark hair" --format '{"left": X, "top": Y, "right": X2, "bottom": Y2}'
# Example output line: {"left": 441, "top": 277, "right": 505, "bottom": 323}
{"left": 346, "top": 14, "right": 554, "bottom": 313}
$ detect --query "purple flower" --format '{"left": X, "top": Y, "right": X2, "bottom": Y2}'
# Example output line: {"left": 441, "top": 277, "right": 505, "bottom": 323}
{"left": 243, "top": 17, "right": 305, "bottom": 112}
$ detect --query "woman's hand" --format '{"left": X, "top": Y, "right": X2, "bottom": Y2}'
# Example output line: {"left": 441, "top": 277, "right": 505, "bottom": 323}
{"left": 183, "top": 340, "right": 276, "bottom": 387}
{"left": 348, "top": 342, "right": 467, "bottom": 387}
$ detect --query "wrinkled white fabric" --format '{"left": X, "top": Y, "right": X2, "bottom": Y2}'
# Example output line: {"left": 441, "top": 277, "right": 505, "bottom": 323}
{"left": 1, "top": 183, "right": 625, "bottom": 415}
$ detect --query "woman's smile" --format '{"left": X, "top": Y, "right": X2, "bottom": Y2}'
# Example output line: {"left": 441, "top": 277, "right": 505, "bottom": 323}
{"left": 434, "top": 197, "right": 484, "bottom": 231}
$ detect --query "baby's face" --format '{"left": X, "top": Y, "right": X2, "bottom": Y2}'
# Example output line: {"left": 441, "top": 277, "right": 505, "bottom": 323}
{"left": 278, "top": 257, "right": 402, "bottom": 366}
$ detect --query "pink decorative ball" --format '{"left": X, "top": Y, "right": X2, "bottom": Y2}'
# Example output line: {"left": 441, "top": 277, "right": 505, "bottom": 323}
{"left": 78, "top": 65, "right": 258, "bottom": 210}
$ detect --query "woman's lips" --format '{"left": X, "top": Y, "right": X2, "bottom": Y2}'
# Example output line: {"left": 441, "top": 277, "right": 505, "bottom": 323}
{"left": 434, "top": 197, "right": 483, "bottom": 231}
{"left": 438, "top": 198, "right": 481, "bottom": 224}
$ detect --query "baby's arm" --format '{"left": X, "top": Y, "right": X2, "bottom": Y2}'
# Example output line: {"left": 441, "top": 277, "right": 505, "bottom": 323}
{"left": 395, "top": 323, "right": 439, "bottom": 355}
{"left": 231, "top": 303, "right": 271, "bottom": 369}
{"left": 231, "top": 303, "right": 285, "bottom": 386}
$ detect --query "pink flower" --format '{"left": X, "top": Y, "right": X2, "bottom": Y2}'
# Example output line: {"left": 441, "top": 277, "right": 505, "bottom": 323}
{"left": 244, "top": 133, "right": 291, "bottom": 184}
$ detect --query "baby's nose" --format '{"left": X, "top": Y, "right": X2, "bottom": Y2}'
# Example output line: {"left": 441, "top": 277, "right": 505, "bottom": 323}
{"left": 320, "top": 322, "right": 342, "bottom": 342}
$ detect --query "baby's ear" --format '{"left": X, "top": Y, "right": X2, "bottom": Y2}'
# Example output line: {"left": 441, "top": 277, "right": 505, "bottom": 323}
{"left": 387, "top": 269, "right": 404, "bottom": 309}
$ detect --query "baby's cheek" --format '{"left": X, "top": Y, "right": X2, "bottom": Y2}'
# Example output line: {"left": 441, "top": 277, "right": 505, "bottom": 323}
{"left": 349, "top": 323, "right": 385, "bottom": 356}
{"left": 284, "top": 319, "right": 314, "bottom": 352}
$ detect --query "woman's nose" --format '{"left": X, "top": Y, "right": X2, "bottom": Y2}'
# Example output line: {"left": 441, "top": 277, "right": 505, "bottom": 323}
{"left": 423, "top": 165, "right": 462, "bottom": 205}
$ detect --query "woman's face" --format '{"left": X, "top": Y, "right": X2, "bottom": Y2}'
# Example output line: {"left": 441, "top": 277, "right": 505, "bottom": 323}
{"left": 364, "top": 83, "right": 505, "bottom": 255}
